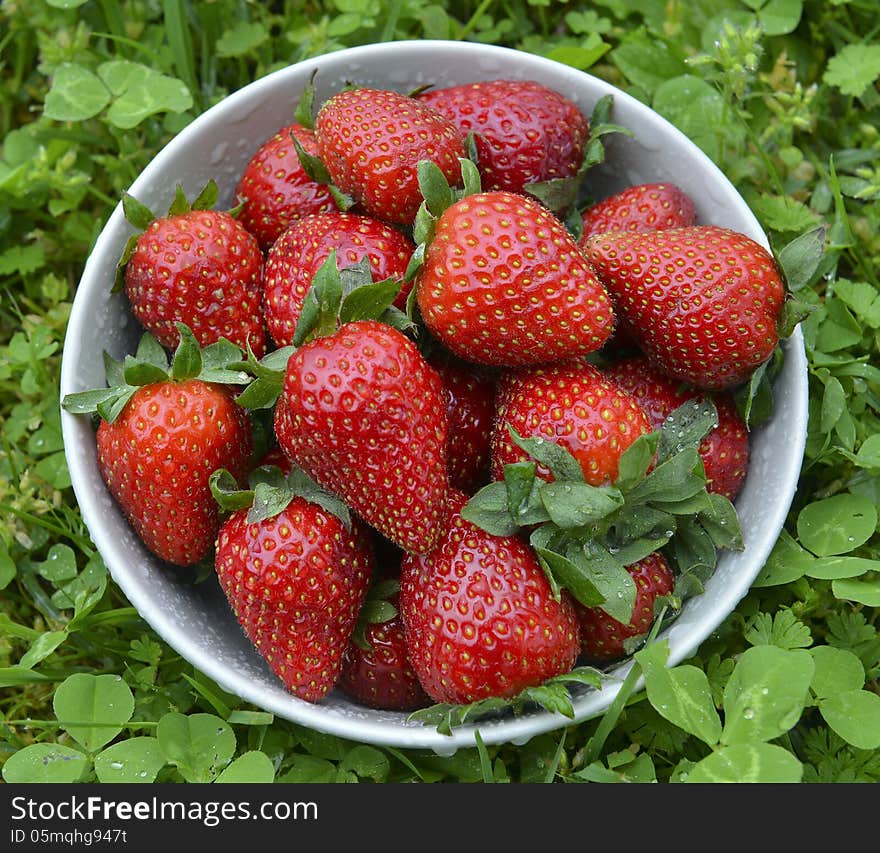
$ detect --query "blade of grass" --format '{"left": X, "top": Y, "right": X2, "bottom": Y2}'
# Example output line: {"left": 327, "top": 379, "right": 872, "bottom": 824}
{"left": 162, "top": 0, "right": 201, "bottom": 111}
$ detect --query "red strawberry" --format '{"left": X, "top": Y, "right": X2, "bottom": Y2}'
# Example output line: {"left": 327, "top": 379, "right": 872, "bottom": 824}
{"left": 314, "top": 87, "right": 465, "bottom": 225}
{"left": 430, "top": 355, "right": 496, "bottom": 493}
{"left": 96, "top": 378, "right": 252, "bottom": 566}
{"left": 419, "top": 79, "right": 589, "bottom": 195}
{"left": 605, "top": 355, "right": 750, "bottom": 501}
{"left": 124, "top": 208, "right": 266, "bottom": 357}
{"left": 584, "top": 225, "right": 786, "bottom": 389}
{"left": 576, "top": 552, "right": 673, "bottom": 663}
{"left": 274, "top": 320, "right": 450, "bottom": 554}
{"left": 215, "top": 495, "right": 373, "bottom": 702}
{"left": 399, "top": 490, "right": 580, "bottom": 704}
{"left": 492, "top": 361, "right": 652, "bottom": 487}
{"left": 338, "top": 587, "right": 430, "bottom": 712}
{"left": 262, "top": 212, "right": 414, "bottom": 348}
{"left": 235, "top": 123, "right": 336, "bottom": 251}
{"left": 416, "top": 190, "right": 615, "bottom": 367}
{"left": 578, "top": 183, "right": 696, "bottom": 246}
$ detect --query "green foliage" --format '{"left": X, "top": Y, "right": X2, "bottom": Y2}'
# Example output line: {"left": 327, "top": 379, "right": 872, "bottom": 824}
{"left": 2, "top": 0, "right": 879, "bottom": 784}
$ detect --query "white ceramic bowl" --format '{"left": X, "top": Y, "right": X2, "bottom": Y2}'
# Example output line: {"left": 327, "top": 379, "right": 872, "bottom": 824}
{"left": 59, "top": 40, "right": 808, "bottom": 753}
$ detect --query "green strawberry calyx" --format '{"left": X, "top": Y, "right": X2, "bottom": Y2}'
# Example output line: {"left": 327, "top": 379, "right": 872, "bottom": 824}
{"left": 209, "top": 462, "right": 351, "bottom": 530}
{"left": 350, "top": 578, "right": 400, "bottom": 652}
{"left": 60, "top": 323, "right": 251, "bottom": 424}
{"left": 461, "top": 398, "right": 744, "bottom": 626}
{"left": 525, "top": 94, "right": 634, "bottom": 239}
{"left": 114, "top": 179, "right": 241, "bottom": 293}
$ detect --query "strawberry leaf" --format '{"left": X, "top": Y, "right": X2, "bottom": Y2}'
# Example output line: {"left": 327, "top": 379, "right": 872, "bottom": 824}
{"left": 614, "top": 432, "right": 660, "bottom": 492}
{"left": 169, "top": 323, "right": 203, "bottom": 380}
{"left": 538, "top": 481, "right": 623, "bottom": 529}
{"left": 209, "top": 468, "right": 254, "bottom": 512}
{"left": 122, "top": 355, "right": 167, "bottom": 386}
{"left": 294, "top": 69, "right": 317, "bottom": 130}
{"left": 461, "top": 481, "right": 522, "bottom": 537}
{"left": 190, "top": 179, "right": 220, "bottom": 212}
{"left": 508, "top": 425, "right": 585, "bottom": 483}
{"left": 655, "top": 398, "right": 718, "bottom": 463}
{"left": 113, "top": 232, "right": 141, "bottom": 293}
{"left": 167, "top": 184, "right": 191, "bottom": 217}
{"left": 233, "top": 345, "right": 291, "bottom": 410}
{"left": 418, "top": 159, "right": 454, "bottom": 218}
{"left": 776, "top": 224, "right": 826, "bottom": 291}
{"left": 532, "top": 544, "right": 605, "bottom": 608}
{"left": 338, "top": 278, "right": 403, "bottom": 325}
{"left": 122, "top": 192, "right": 156, "bottom": 231}
{"left": 134, "top": 331, "right": 169, "bottom": 370}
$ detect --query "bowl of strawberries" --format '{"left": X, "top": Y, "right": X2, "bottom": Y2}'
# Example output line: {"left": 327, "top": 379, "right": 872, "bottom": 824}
{"left": 60, "top": 40, "right": 808, "bottom": 750}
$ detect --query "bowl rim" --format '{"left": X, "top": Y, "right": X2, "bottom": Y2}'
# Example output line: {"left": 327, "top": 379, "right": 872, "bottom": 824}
{"left": 59, "top": 39, "right": 809, "bottom": 751}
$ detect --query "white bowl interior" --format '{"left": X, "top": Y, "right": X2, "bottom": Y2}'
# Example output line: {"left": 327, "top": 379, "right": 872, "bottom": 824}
{"left": 60, "top": 40, "right": 808, "bottom": 753}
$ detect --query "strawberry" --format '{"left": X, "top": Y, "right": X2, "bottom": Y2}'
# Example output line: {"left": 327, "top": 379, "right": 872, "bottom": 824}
{"left": 274, "top": 319, "right": 450, "bottom": 554}
{"left": 62, "top": 326, "right": 254, "bottom": 567}
{"left": 419, "top": 79, "right": 589, "bottom": 196}
{"left": 213, "top": 468, "right": 373, "bottom": 703}
{"left": 262, "top": 212, "right": 414, "bottom": 348}
{"left": 120, "top": 184, "right": 266, "bottom": 357}
{"left": 605, "top": 354, "right": 750, "bottom": 501}
{"left": 399, "top": 490, "right": 580, "bottom": 704}
{"left": 429, "top": 354, "right": 495, "bottom": 493}
{"left": 576, "top": 552, "right": 673, "bottom": 663}
{"left": 578, "top": 182, "right": 696, "bottom": 245}
{"left": 314, "top": 87, "right": 465, "bottom": 225}
{"left": 491, "top": 361, "right": 652, "bottom": 487}
{"left": 338, "top": 580, "right": 430, "bottom": 712}
{"left": 235, "top": 123, "right": 337, "bottom": 251}
{"left": 584, "top": 225, "right": 786, "bottom": 389}
{"left": 416, "top": 190, "right": 615, "bottom": 367}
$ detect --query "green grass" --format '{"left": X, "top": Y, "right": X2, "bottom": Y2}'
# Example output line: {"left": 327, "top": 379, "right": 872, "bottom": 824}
{"left": 1, "top": 0, "right": 879, "bottom": 783}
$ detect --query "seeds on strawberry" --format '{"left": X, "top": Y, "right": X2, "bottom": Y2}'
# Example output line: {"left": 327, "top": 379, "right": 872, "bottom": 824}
{"left": 274, "top": 320, "right": 450, "bottom": 554}
{"left": 429, "top": 354, "right": 496, "bottom": 493}
{"left": 584, "top": 225, "right": 786, "bottom": 389}
{"left": 235, "top": 123, "right": 337, "bottom": 251}
{"left": 399, "top": 491, "right": 580, "bottom": 705}
{"left": 262, "top": 212, "right": 414, "bottom": 348}
{"left": 606, "top": 354, "right": 750, "bottom": 501}
{"left": 492, "top": 361, "right": 652, "bottom": 486}
{"left": 125, "top": 208, "right": 266, "bottom": 357}
{"left": 576, "top": 552, "right": 673, "bottom": 663}
{"left": 96, "top": 378, "right": 253, "bottom": 567}
{"left": 216, "top": 497, "right": 373, "bottom": 703}
{"left": 419, "top": 79, "right": 589, "bottom": 195}
{"left": 578, "top": 182, "right": 696, "bottom": 245}
{"left": 314, "top": 87, "right": 465, "bottom": 225}
{"left": 339, "top": 587, "right": 430, "bottom": 712}
{"left": 416, "top": 190, "right": 615, "bottom": 367}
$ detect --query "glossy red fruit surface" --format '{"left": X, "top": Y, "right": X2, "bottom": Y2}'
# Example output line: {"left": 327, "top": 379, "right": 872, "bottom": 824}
{"left": 417, "top": 190, "right": 614, "bottom": 367}
{"left": 584, "top": 225, "right": 786, "bottom": 390}
{"left": 274, "top": 320, "right": 450, "bottom": 554}
{"left": 399, "top": 492, "right": 580, "bottom": 705}
{"left": 420, "top": 79, "right": 589, "bottom": 195}
{"left": 124, "top": 209, "right": 266, "bottom": 357}
{"left": 338, "top": 591, "right": 430, "bottom": 712}
{"left": 315, "top": 87, "right": 465, "bottom": 225}
{"left": 262, "top": 212, "right": 414, "bottom": 347}
{"left": 578, "top": 182, "right": 696, "bottom": 244}
{"left": 96, "top": 379, "right": 253, "bottom": 567}
{"left": 235, "top": 123, "right": 337, "bottom": 251}
{"left": 216, "top": 499, "right": 373, "bottom": 702}
{"left": 492, "top": 361, "right": 652, "bottom": 486}
{"left": 576, "top": 552, "right": 674, "bottom": 663}
{"left": 605, "top": 355, "right": 750, "bottom": 501}
{"left": 430, "top": 355, "right": 496, "bottom": 493}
